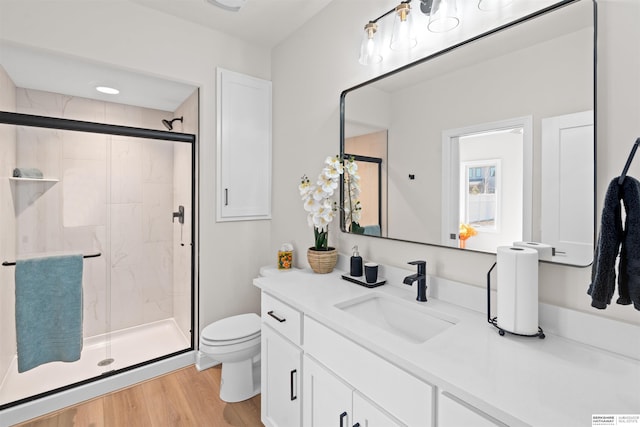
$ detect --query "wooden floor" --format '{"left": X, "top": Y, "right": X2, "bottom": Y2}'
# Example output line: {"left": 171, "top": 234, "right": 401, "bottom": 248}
{"left": 15, "top": 366, "right": 263, "bottom": 427}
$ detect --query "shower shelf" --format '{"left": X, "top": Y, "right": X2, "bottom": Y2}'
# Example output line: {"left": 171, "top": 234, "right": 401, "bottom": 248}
{"left": 9, "top": 177, "right": 59, "bottom": 182}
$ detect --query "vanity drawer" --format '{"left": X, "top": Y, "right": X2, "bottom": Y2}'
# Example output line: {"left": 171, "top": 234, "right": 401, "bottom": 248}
{"left": 261, "top": 292, "right": 302, "bottom": 345}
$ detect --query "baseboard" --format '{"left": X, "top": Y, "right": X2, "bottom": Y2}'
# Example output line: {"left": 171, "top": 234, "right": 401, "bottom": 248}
{"left": 195, "top": 351, "right": 220, "bottom": 371}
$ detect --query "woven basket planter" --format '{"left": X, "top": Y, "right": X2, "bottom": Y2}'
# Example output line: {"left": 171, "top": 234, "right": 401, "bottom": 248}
{"left": 307, "top": 247, "right": 338, "bottom": 274}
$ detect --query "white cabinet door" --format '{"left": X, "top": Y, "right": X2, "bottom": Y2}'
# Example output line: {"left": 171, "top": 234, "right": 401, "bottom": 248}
{"left": 216, "top": 67, "right": 272, "bottom": 221}
{"left": 303, "top": 355, "right": 353, "bottom": 427}
{"left": 261, "top": 325, "right": 301, "bottom": 427}
{"left": 353, "top": 391, "right": 405, "bottom": 427}
{"left": 439, "top": 391, "right": 506, "bottom": 427}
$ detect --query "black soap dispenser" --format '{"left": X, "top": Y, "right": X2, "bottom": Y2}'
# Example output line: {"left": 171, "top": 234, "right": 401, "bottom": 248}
{"left": 350, "top": 245, "right": 363, "bottom": 277}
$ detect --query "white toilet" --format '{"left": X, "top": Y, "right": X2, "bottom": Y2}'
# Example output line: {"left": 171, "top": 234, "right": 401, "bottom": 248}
{"left": 199, "top": 313, "right": 261, "bottom": 402}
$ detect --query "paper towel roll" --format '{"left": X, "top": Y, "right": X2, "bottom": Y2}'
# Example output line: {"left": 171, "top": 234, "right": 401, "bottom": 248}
{"left": 513, "top": 241, "right": 553, "bottom": 261}
{"left": 497, "top": 246, "right": 539, "bottom": 335}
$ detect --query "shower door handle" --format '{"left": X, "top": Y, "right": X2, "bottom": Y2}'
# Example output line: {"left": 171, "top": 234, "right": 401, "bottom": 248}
{"left": 172, "top": 205, "right": 184, "bottom": 224}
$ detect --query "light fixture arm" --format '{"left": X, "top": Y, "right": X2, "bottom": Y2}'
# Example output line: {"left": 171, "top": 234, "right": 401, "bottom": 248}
{"left": 369, "top": 0, "right": 412, "bottom": 24}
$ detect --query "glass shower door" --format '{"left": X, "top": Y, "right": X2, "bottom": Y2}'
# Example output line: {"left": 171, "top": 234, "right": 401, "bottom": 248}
{"left": 0, "top": 113, "right": 194, "bottom": 410}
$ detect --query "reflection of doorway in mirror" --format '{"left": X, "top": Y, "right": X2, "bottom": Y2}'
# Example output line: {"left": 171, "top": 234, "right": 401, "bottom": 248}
{"left": 460, "top": 160, "right": 500, "bottom": 232}
{"left": 345, "top": 130, "right": 388, "bottom": 236}
{"left": 444, "top": 121, "right": 531, "bottom": 253}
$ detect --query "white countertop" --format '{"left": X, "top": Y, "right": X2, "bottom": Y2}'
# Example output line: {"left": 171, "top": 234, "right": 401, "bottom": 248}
{"left": 254, "top": 266, "right": 640, "bottom": 427}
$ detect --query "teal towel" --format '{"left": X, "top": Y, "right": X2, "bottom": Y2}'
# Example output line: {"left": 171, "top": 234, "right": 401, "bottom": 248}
{"left": 12, "top": 168, "right": 43, "bottom": 179}
{"left": 15, "top": 255, "right": 83, "bottom": 372}
{"left": 363, "top": 224, "right": 382, "bottom": 237}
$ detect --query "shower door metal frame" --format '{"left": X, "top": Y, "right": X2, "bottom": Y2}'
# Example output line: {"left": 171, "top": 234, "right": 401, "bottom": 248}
{"left": 0, "top": 110, "right": 197, "bottom": 410}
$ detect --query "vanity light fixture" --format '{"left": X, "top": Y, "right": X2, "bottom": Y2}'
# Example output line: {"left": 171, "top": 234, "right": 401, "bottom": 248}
{"left": 390, "top": 2, "right": 417, "bottom": 51}
{"left": 95, "top": 86, "right": 119, "bottom": 95}
{"left": 359, "top": 22, "right": 383, "bottom": 65}
{"left": 428, "top": 0, "right": 460, "bottom": 33}
{"left": 359, "top": 0, "right": 462, "bottom": 65}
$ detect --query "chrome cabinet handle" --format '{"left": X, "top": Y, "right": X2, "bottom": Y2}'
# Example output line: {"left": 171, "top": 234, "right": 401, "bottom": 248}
{"left": 267, "top": 310, "right": 286, "bottom": 323}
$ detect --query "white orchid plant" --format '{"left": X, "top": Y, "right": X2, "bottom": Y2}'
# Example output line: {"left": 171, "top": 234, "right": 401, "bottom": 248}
{"left": 299, "top": 155, "right": 362, "bottom": 250}
{"left": 343, "top": 157, "right": 363, "bottom": 234}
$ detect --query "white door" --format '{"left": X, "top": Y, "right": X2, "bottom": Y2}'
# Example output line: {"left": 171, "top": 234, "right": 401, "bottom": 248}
{"left": 303, "top": 355, "right": 353, "bottom": 427}
{"left": 261, "top": 326, "right": 301, "bottom": 427}
{"left": 541, "top": 110, "right": 594, "bottom": 266}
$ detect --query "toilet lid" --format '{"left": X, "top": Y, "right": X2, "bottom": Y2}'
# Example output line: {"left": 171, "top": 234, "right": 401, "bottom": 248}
{"left": 202, "top": 313, "right": 261, "bottom": 342}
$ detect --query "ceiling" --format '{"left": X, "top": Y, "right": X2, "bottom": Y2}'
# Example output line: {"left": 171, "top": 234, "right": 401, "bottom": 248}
{"left": 0, "top": 0, "right": 335, "bottom": 112}
{"left": 130, "top": 0, "right": 335, "bottom": 49}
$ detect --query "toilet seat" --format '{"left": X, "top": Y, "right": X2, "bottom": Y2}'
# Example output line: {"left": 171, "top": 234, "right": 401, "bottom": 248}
{"left": 201, "top": 332, "right": 260, "bottom": 347}
{"left": 201, "top": 313, "right": 261, "bottom": 345}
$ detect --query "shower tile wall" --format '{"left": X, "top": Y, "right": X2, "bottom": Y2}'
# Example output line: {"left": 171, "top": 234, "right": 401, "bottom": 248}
{"left": 13, "top": 88, "right": 183, "bottom": 337}
{"left": 0, "top": 66, "right": 17, "bottom": 384}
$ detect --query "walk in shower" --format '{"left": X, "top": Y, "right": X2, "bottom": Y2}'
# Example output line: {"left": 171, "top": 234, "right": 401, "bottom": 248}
{"left": 0, "top": 87, "right": 196, "bottom": 411}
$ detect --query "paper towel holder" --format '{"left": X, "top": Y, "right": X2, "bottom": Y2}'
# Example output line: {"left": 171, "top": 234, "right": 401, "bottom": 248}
{"left": 486, "top": 261, "right": 545, "bottom": 339}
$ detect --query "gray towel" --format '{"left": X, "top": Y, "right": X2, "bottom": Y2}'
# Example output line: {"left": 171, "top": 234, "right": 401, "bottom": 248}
{"left": 588, "top": 176, "right": 640, "bottom": 310}
{"left": 12, "top": 168, "right": 43, "bottom": 179}
{"left": 15, "top": 255, "right": 84, "bottom": 372}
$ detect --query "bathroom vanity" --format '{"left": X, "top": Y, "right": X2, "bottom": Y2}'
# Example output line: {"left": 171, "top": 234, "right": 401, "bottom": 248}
{"left": 255, "top": 262, "right": 640, "bottom": 427}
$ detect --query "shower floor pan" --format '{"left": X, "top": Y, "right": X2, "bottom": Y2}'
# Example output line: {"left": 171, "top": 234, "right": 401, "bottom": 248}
{"left": 0, "top": 318, "right": 190, "bottom": 406}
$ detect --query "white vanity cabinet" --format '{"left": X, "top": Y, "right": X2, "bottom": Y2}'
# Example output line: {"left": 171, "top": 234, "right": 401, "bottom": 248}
{"left": 438, "top": 390, "right": 507, "bottom": 427}
{"left": 303, "top": 355, "right": 404, "bottom": 427}
{"left": 304, "top": 316, "right": 433, "bottom": 427}
{"left": 261, "top": 293, "right": 302, "bottom": 427}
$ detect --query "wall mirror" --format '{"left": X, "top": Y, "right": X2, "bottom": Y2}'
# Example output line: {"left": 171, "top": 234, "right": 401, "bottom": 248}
{"left": 340, "top": 0, "right": 595, "bottom": 266}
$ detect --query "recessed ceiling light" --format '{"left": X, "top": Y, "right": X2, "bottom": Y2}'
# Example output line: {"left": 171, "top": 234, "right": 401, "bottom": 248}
{"left": 95, "top": 86, "right": 120, "bottom": 95}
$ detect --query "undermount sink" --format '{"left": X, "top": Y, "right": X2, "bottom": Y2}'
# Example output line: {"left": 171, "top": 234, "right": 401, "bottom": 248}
{"left": 335, "top": 294, "right": 457, "bottom": 344}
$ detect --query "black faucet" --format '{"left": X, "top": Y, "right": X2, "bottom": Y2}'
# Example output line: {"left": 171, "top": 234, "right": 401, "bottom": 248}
{"left": 403, "top": 260, "right": 427, "bottom": 302}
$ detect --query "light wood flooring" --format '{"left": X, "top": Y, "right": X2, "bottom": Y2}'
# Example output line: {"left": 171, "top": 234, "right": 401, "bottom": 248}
{"left": 15, "top": 366, "right": 263, "bottom": 427}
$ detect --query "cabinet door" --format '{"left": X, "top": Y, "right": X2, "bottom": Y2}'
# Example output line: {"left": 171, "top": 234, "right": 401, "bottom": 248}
{"left": 303, "top": 355, "right": 353, "bottom": 427}
{"left": 439, "top": 391, "right": 506, "bottom": 427}
{"left": 353, "top": 391, "right": 405, "bottom": 427}
{"left": 261, "top": 325, "right": 301, "bottom": 427}
{"left": 216, "top": 67, "right": 272, "bottom": 221}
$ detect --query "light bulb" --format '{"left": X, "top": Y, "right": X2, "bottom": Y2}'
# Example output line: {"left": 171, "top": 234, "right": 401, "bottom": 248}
{"left": 359, "top": 22, "right": 382, "bottom": 65}
{"left": 428, "top": 0, "right": 459, "bottom": 33}
{"left": 390, "top": 2, "right": 417, "bottom": 51}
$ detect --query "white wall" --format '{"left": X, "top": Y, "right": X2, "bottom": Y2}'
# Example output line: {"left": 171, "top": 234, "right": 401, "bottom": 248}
{"left": 0, "top": 1, "right": 272, "bottom": 336}
{"left": 271, "top": 0, "right": 640, "bottom": 326}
